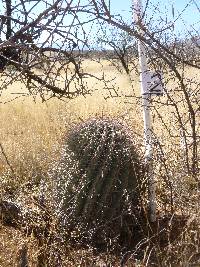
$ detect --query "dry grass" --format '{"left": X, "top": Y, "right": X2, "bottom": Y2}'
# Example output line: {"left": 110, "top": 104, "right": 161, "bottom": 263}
{"left": 0, "top": 59, "right": 199, "bottom": 266}
{"left": 0, "top": 224, "right": 39, "bottom": 266}
{"left": 0, "top": 60, "right": 143, "bottom": 189}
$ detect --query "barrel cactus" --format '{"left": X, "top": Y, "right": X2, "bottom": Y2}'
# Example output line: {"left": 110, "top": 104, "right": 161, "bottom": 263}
{"left": 53, "top": 118, "right": 146, "bottom": 247}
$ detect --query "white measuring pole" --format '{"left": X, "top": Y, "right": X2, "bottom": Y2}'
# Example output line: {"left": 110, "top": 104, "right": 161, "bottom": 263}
{"left": 133, "top": 0, "right": 156, "bottom": 222}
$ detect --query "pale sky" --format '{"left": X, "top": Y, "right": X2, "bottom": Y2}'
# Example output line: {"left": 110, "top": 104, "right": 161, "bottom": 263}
{"left": 110, "top": 0, "right": 199, "bottom": 34}
{"left": 0, "top": 0, "right": 199, "bottom": 46}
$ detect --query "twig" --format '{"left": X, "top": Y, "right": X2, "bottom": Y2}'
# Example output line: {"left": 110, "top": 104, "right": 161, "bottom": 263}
{"left": 0, "top": 142, "right": 16, "bottom": 178}
{"left": 18, "top": 243, "right": 28, "bottom": 267}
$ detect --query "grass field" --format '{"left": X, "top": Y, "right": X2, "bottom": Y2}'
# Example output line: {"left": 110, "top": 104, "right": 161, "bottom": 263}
{"left": 0, "top": 60, "right": 143, "bottom": 187}
{"left": 0, "top": 59, "right": 199, "bottom": 266}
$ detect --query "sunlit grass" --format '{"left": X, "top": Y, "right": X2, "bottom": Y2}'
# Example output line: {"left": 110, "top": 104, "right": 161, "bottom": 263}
{"left": 0, "top": 59, "right": 199, "bottom": 265}
{"left": 0, "top": 61, "right": 143, "bottom": 193}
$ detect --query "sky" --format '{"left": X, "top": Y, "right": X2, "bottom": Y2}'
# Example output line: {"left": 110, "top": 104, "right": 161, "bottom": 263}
{"left": 109, "top": 0, "right": 200, "bottom": 35}
{"left": 0, "top": 0, "right": 198, "bottom": 47}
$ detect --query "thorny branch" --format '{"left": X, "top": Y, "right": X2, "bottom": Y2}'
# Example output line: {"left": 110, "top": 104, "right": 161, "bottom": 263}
{"left": 0, "top": 1, "right": 199, "bottom": 184}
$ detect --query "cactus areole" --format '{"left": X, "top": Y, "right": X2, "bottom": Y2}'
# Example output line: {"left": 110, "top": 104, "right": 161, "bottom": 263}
{"left": 54, "top": 118, "right": 145, "bottom": 246}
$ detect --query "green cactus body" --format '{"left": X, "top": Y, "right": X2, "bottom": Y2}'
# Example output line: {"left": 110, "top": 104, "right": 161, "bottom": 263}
{"left": 54, "top": 118, "right": 145, "bottom": 246}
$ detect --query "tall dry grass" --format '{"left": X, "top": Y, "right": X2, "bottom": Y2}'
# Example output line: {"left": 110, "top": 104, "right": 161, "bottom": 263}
{"left": 0, "top": 59, "right": 199, "bottom": 266}
{"left": 0, "top": 60, "right": 143, "bottom": 195}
